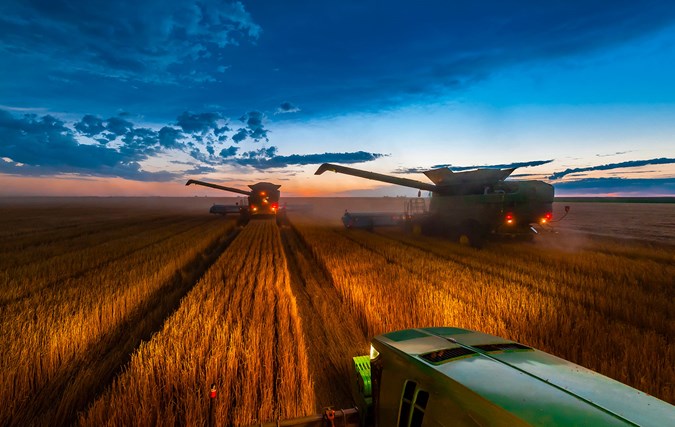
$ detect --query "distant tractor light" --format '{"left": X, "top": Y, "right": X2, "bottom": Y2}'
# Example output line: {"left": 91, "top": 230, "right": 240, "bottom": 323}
{"left": 251, "top": 206, "right": 258, "bottom": 212}
{"left": 505, "top": 213, "right": 514, "bottom": 225}
{"left": 370, "top": 344, "right": 380, "bottom": 360}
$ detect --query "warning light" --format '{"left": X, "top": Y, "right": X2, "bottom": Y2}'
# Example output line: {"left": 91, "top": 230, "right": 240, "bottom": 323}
{"left": 540, "top": 212, "right": 552, "bottom": 224}
{"left": 251, "top": 206, "right": 258, "bottom": 212}
{"left": 260, "top": 191, "right": 266, "bottom": 196}
{"left": 505, "top": 213, "right": 514, "bottom": 225}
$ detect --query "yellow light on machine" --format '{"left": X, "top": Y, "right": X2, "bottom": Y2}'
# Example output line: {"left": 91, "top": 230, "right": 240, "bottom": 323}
{"left": 505, "top": 212, "right": 514, "bottom": 225}
{"left": 251, "top": 206, "right": 258, "bottom": 212}
{"left": 540, "top": 212, "right": 553, "bottom": 224}
{"left": 370, "top": 344, "right": 380, "bottom": 360}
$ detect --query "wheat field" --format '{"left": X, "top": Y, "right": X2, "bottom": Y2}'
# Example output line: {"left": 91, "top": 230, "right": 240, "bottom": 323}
{"left": 0, "top": 198, "right": 672, "bottom": 426}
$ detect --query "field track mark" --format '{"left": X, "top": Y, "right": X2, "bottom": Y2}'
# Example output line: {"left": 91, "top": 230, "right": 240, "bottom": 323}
{"left": 11, "top": 227, "right": 242, "bottom": 427}
{"left": 280, "top": 221, "right": 368, "bottom": 411}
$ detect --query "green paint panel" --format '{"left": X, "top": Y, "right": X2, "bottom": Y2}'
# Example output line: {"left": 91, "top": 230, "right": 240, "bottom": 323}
{"left": 423, "top": 327, "right": 471, "bottom": 336}
{"left": 384, "top": 329, "right": 427, "bottom": 342}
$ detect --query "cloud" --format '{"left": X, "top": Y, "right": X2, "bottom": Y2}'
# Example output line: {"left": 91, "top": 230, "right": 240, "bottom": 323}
{"left": 232, "top": 150, "right": 385, "bottom": 169}
{"left": 553, "top": 177, "right": 675, "bottom": 195}
{"left": 74, "top": 115, "right": 105, "bottom": 137}
{"left": 0, "top": 109, "right": 179, "bottom": 181}
{"left": 239, "top": 111, "right": 269, "bottom": 141}
{"left": 158, "top": 126, "right": 184, "bottom": 149}
{"left": 184, "top": 165, "right": 218, "bottom": 175}
{"left": 105, "top": 116, "right": 134, "bottom": 138}
{"left": 596, "top": 151, "right": 633, "bottom": 157}
{"left": 0, "top": 0, "right": 262, "bottom": 84}
{"left": 219, "top": 146, "right": 239, "bottom": 158}
{"left": 549, "top": 158, "right": 675, "bottom": 180}
{"left": 0, "top": 108, "right": 385, "bottom": 179}
{"left": 395, "top": 160, "right": 553, "bottom": 173}
{"left": 176, "top": 111, "right": 227, "bottom": 134}
{"left": 276, "top": 101, "right": 300, "bottom": 114}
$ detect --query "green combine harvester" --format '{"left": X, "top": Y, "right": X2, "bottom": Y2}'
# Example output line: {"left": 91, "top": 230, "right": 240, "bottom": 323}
{"left": 315, "top": 163, "right": 555, "bottom": 247}
{"left": 252, "top": 327, "right": 674, "bottom": 426}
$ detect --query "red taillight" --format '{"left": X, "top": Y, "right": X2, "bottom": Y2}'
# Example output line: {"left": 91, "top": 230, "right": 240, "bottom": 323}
{"left": 541, "top": 212, "right": 552, "bottom": 224}
{"left": 505, "top": 213, "right": 514, "bottom": 225}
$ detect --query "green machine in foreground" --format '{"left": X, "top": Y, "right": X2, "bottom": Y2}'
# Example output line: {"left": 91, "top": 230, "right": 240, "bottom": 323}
{"left": 252, "top": 327, "right": 673, "bottom": 426}
{"left": 351, "top": 327, "right": 673, "bottom": 426}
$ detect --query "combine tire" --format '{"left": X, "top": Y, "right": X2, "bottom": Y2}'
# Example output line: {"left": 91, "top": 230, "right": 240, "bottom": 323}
{"left": 458, "top": 221, "right": 484, "bottom": 248}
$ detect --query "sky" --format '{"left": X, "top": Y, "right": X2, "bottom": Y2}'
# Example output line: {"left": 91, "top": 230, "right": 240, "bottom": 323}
{"left": 1, "top": 0, "right": 674, "bottom": 197}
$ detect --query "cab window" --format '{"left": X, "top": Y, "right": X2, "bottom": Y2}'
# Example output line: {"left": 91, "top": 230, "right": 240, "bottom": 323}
{"left": 398, "top": 380, "right": 429, "bottom": 427}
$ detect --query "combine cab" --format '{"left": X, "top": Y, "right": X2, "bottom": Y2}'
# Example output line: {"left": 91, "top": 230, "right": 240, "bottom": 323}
{"left": 249, "top": 327, "right": 673, "bottom": 426}
{"left": 316, "top": 163, "right": 554, "bottom": 246}
{"left": 350, "top": 327, "right": 674, "bottom": 426}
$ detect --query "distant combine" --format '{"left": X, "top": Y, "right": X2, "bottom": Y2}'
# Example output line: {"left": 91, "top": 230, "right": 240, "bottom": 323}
{"left": 186, "top": 179, "right": 284, "bottom": 225}
{"left": 315, "top": 163, "right": 555, "bottom": 246}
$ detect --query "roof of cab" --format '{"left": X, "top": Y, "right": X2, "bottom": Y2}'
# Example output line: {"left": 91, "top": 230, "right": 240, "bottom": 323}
{"left": 373, "top": 327, "right": 674, "bottom": 427}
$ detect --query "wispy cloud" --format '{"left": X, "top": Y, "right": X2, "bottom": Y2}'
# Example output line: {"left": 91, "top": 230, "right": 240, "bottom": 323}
{"left": 553, "top": 177, "right": 675, "bottom": 195}
{"left": 231, "top": 151, "right": 385, "bottom": 169}
{"left": 549, "top": 158, "right": 675, "bottom": 180}
{"left": 394, "top": 159, "right": 553, "bottom": 174}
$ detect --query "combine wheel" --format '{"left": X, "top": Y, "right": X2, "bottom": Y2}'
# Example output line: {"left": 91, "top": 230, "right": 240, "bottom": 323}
{"left": 458, "top": 221, "right": 484, "bottom": 248}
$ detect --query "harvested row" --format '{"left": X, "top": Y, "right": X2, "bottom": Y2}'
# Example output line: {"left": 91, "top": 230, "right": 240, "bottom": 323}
{"left": 279, "top": 224, "right": 369, "bottom": 409}
{"left": 292, "top": 220, "right": 674, "bottom": 404}
{"left": 0, "top": 214, "right": 234, "bottom": 426}
{"left": 81, "top": 219, "right": 315, "bottom": 426}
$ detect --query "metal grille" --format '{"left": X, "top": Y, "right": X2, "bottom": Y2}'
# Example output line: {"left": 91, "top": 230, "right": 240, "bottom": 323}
{"left": 474, "top": 343, "right": 532, "bottom": 352}
{"left": 420, "top": 347, "right": 476, "bottom": 363}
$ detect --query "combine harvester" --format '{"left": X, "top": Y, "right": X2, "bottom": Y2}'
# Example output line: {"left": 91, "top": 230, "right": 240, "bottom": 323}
{"left": 186, "top": 179, "right": 285, "bottom": 225}
{"left": 316, "top": 163, "right": 556, "bottom": 247}
{"left": 250, "top": 327, "right": 674, "bottom": 427}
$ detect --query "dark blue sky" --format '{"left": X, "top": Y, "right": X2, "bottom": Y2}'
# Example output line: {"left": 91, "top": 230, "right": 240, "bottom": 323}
{"left": 1, "top": 1, "right": 674, "bottom": 195}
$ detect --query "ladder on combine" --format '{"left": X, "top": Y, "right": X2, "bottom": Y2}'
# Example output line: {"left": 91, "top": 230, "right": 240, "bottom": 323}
{"left": 404, "top": 198, "right": 427, "bottom": 218}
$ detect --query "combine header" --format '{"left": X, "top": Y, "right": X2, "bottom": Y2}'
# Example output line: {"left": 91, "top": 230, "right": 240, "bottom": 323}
{"left": 248, "top": 327, "right": 674, "bottom": 426}
{"left": 316, "top": 163, "right": 554, "bottom": 246}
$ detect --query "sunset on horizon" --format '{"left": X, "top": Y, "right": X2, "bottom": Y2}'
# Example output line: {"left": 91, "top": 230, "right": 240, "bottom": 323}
{"left": 1, "top": 1, "right": 674, "bottom": 197}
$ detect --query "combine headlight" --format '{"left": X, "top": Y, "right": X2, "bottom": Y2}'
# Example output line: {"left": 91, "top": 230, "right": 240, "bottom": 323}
{"left": 370, "top": 344, "right": 380, "bottom": 360}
